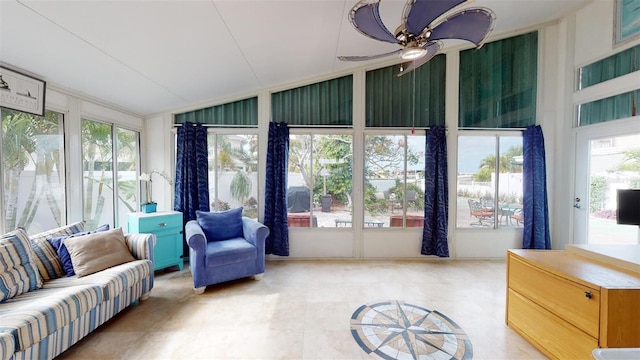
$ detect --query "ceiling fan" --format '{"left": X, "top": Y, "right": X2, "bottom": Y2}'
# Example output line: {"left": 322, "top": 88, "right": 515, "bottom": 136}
{"left": 338, "top": 0, "right": 496, "bottom": 76}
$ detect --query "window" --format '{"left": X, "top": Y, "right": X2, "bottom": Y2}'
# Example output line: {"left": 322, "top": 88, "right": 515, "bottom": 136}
{"left": 577, "top": 89, "right": 639, "bottom": 126}
{"left": 578, "top": 45, "right": 640, "bottom": 90}
{"left": 456, "top": 135, "right": 523, "bottom": 229}
{"left": 364, "top": 134, "right": 425, "bottom": 228}
{"left": 287, "top": 133, "right": 353, "bottom": 228}
{"left": 82, "top": 119, "right": 140, "bottom": 229}
{"left": 207, "top": 133, "right": 259, "bottom": 219}
{"left": 1, "top": 109, "right": 66, "bottom": 234}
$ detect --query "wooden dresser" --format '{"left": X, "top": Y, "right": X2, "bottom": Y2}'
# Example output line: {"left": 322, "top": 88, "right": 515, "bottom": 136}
{"left": 506, "top": 246, "right": 640, "bottom": 360}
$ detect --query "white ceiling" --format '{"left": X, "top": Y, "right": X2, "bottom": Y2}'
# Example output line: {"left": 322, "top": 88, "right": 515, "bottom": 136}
{"left": 0, "top": 0, "right": 590, "bottom": 117}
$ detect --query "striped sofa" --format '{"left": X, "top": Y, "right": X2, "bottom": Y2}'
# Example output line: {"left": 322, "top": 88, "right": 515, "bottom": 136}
{"left": 0, "top": 223, "right": 155, "bottom": 360}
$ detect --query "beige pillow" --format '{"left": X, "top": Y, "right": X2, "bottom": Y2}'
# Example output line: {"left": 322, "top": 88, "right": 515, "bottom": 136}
{"left": 63, "top": 228, "right": 135, "bottom": 277}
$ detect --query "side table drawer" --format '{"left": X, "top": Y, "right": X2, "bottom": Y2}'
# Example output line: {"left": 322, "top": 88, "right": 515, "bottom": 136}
{"left": 136, "top": 213, "right": 182, "bottom": 232}
{"left": 508, "top": 255, "right": 600, "bottom": 337}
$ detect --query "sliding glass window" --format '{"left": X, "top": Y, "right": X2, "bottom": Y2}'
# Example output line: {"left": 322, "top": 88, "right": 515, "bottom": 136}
{"left": 1, "top": 109, "right": 66, "bottom": 234}
{"left": 81, "top": 118, "right": 140, "bottom": 229}
{"left": 207, "top": 132, "right": 259, "bottom": 219}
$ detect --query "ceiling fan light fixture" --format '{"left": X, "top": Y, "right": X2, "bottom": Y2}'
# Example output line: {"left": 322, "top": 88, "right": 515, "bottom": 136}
{"left": 400, "top": 47, "right": 427, "bottom": 60}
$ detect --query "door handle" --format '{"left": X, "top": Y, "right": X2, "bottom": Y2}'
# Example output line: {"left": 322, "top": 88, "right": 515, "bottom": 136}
{"left": 573, "top": 197, "right": 582, "bottom": 209}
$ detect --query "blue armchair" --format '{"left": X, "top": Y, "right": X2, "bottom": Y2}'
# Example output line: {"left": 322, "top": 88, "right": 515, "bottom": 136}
{"left": 185, "top": 217, "right": 269, "bottom": 294}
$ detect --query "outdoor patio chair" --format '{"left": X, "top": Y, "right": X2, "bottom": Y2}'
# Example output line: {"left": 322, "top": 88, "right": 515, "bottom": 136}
{"left": 468, "top": 199, "right": 494, "bottom": 226}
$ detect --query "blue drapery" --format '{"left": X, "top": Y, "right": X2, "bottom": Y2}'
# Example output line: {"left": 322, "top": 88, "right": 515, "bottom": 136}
{"left": 522, "top": 125, "right": 551, "bottom": 249}
{"left": 264, "top": 122, "right": 289, "bottom": 256}
{"left": 174, "top": 122, "right": 209, "bottom": 255}
{"left": 421, "top": 126, "right": 449, "bottom": 257}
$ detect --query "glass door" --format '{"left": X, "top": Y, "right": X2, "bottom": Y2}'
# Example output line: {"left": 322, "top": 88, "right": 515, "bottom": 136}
{"left": 574, "top": 119, "right": 640, "bottom": 245}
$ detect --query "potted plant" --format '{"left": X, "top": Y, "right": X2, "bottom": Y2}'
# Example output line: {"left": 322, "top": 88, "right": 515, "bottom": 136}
{"left": 139, "top": 170, "right": 173, "bottom": 213}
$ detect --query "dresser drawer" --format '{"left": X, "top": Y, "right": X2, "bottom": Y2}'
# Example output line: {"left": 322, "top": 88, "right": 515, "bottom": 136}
{"left": 507, "top": 289, "right": 598, "bottom": 360}
{"left": 134, "top": 213, "right": 182, "bottom": 232}
{"left": 508, "top": 255, "right": 600, "bottom": 338}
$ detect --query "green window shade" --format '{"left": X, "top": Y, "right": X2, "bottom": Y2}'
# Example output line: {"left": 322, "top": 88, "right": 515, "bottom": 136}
{"left": 459, "top": 32, "right": 538, "bottom": 128}
{"left": 578, "top": 90, "right": 639, "bottom": 126}
{"left": 366, "top": 54, "right": 446, "bottom": 128}
{"left": 174, "top": 97, "right": 258, "bottom": 127}
{"left": 579, "top": 45, "right": 640, "bottom": 90}
{"left": 271, "top": 75, "right": 352, "bottom": 126}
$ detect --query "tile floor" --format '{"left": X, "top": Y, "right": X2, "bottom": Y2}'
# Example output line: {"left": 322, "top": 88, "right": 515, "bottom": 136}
{"left": 57, "top": 259, "right": 546, "bottom": 360}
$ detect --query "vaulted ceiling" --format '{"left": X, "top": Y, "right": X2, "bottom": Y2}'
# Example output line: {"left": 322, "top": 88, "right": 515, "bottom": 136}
{"left": 0, "top": 0, "right": 590, "bottom": 117}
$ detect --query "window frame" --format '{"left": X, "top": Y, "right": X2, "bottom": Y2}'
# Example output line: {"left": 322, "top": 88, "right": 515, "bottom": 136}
{"left": 455, "top": 130, "right": 524, "bottom": 230}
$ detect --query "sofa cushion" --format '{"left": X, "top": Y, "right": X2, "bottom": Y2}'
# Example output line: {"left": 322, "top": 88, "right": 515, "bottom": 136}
{"left": 0, "top": 285, "right": 102, "bottom": 351}
{"left": 1, "top": 229, "right": 43, "bottom": 302}
{"left": 29, "top": 221, "right": 86, "bottom": 280}
{"left": 43, "top": 259, "right": 152, "bottom": 301}
{"left": 48, "top": 224, "right": 110, "bottom": 277}
{"left": 205, "top": 238, "right": 256, "bottom": 267}
{"left": 197, "top": 207, "right": 243, "bottom": 242}
{"left": 64, "top": 228, "right": 136, "bottom": 278}
{"left": 0, "top": 331, "right": 15, "bottom": 360}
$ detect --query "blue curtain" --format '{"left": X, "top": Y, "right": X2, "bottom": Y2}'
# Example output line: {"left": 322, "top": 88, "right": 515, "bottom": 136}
{"left": 421, "top": 126, "right": 449, "bottom": 257}
{"left": 264, "top": 122, "right": 289, "bottom": 256}
{"left": 522, "top": 125, "right": 551, "bottom": 249}
{"left": 174, "top": 122, "right": 209, "bottom": 254}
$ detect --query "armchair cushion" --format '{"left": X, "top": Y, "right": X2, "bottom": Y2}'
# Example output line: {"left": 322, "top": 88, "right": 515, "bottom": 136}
{"left": 196, "top": 208, "right": 243, "bottom": 242}
{"left": 205, "top": 238, "right": 256, "bottom": 267}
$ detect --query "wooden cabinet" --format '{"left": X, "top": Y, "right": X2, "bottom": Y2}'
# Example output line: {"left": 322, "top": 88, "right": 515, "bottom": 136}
{"left": 506, "top": 248, "right": 640, "bottom": 360}
{"left": 127, "top": 211, "right": 184, "bottom": 271}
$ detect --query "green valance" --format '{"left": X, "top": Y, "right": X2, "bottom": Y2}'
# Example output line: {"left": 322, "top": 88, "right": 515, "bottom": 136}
{"left": 578, "top": 89, "right": 639, "bottom": 126}
{"left": 174, "top": 97, "right": 258, "bottom": 127}
{"left": 459, "top": 31, "right": 538, "bottom": 128}
{"left": 579, "top": 45, "right": 640, "bottom": 90}
{"left": 271, "top": 75, "right": 352, "bottom": 126}
{"left": 365, "top": 54, "right": 446, "bottom": 128}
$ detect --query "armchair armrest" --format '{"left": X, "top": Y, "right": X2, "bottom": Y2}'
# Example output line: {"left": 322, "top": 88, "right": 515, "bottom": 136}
{"left": 125, "top": 233, "right": 156, "bottom": 261}
{"left": 185, "top": 220, "right": 207, "bottom": 254}
{"left": 241, "top": 217, "right": 269, "bottom": 247}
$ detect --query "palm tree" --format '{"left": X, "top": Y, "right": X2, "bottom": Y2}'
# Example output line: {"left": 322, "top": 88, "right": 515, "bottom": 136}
{"left": 81, "top": 119, "right": 113, "bottom": 229}
{"left": 2, "top": 110, "right": 36, "bottom": 230}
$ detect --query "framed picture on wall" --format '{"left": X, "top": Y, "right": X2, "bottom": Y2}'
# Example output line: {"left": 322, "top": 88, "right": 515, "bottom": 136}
{"left": 614, "top": 0, "right": 640, "bottom": 46}
{"left": 0, "top": 66, "right": 46, "bottom": 116}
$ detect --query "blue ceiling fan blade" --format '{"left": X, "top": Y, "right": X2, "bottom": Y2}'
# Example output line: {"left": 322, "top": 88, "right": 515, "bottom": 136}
{"left": 339, "top": 49, "right": 402, "bottom": 61}
{"left": 429, "top": 8, "right": 496, "bottom": 46}
{"left": 350, "top": 1, "right": 400, "bottom": 44}
{"left": 397, "top": 41, "right": 442, "bottom": 76}
{"left": 404, "top": 0, "right": 469, "bottom": 36}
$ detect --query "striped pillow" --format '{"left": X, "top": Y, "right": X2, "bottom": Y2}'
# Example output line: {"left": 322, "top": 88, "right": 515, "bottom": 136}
{"left": 28, "top": 221, "right": 85, "bottom": 280}
{"left": 1, "top": 229, "right": 43, "bottom": 302}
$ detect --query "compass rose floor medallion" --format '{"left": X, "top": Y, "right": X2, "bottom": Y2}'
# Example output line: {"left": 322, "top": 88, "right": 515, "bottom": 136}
{"left": 350, "top": 300, "right": 472, "bottom": 360}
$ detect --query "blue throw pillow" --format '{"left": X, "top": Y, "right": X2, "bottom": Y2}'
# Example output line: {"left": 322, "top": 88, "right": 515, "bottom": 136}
{"left": 48, "top": 224, "right": 110, "bottom": 277}
{"left": 196, "top": 208, "right": 243, "bottom": 242}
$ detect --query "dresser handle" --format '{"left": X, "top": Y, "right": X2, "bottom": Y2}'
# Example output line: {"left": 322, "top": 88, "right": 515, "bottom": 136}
{"left": 585, "top": 291, "right": 592, "bottom": 300}
{"left": 158, "top": 222, "right": 167, "bottom": 227}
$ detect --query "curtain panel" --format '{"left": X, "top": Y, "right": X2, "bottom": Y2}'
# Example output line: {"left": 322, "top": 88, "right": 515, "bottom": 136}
{"left": 522, "top": 125, "right": 551, "bottom": 250}
{"left": 271, "top": 76, "right": 352, "bottom": 126}
{"left": 421, "top": 126, "right": 449, "bottom": 257}
{"left": 174, "top": 122, "right": 210, "bottom": 254}
{"left": 366, "top": 55, "right": 446, "bottom": 128}
{"left": 174, "top": 97, "right": 258, "bottom": 127}
{"left": 264, "top": 122, "right": 290, "bottom": 256}
{"left": 459, "top": 31, "right": 538, "bottom": 128}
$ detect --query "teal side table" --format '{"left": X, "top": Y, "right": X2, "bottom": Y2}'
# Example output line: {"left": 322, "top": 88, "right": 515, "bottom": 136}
{"left": 127, "top": 211, "right": 184, "bottom": 271}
